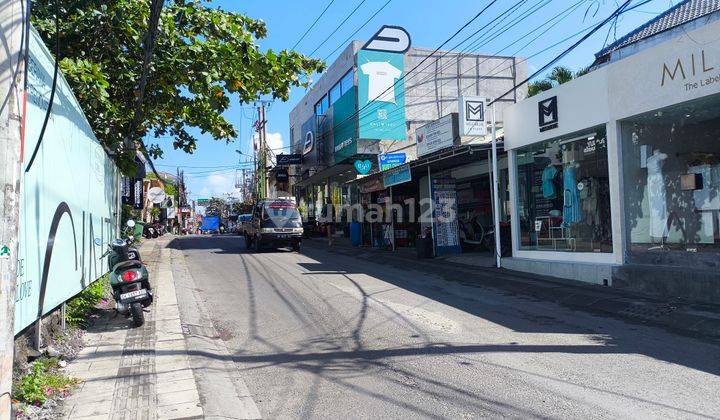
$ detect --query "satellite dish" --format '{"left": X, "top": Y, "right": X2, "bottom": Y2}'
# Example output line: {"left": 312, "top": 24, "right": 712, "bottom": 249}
{"left": 147, "top": 187, "right": 167, "bottom": 204}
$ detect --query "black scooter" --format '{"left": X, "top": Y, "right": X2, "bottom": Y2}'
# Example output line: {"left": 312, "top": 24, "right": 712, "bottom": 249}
{"left": 97, "top": 220, "right": 153, "bottom": 327}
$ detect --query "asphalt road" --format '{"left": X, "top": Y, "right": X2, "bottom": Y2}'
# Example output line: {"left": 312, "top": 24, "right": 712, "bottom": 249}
{"left": 169, "top": 235, "right": 720, "bottom": 419}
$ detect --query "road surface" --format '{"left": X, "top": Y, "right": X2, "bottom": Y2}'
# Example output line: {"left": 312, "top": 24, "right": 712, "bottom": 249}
{"left": 168, "top": 235, "right": 720, "bottom": 419}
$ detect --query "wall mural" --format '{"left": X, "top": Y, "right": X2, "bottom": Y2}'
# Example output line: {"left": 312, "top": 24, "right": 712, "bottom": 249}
{"left": 14, "top": 28, "right": 119, "bottom": 334}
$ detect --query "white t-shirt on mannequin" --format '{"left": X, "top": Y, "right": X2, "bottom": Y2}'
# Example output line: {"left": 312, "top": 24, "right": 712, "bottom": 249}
{"left": 360, "top": 61, "right": 402, "bottom": 103}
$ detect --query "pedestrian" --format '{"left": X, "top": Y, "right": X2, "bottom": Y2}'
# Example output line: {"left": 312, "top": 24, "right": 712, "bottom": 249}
{"left": 322, "top": 198, "right": 334, "bottom": 247}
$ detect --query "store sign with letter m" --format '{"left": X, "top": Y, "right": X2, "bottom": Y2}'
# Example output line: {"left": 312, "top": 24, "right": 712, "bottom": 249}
{"left": 538, "top": 96, "right": 558, "bottom": 132}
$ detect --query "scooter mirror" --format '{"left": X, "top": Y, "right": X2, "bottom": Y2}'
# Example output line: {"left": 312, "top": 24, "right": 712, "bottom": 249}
{"left": 126, "top": 219, "right": 136, "bottom": 228}
{"left": 94, "top": 238, "right": 102, "bottom": 246}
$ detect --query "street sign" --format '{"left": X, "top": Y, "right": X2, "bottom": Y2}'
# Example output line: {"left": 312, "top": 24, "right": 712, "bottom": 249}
{"left": 197, "top": 198, "right": 209, "bottom": 205}
{"left": 276, "top": 154, "right": 302, "bottom": 166}
{"left": 458, "top": 96, "right": 487, "bottom": 136}
{"left": 378, "top": 152, "right": 406, "bottom": 171}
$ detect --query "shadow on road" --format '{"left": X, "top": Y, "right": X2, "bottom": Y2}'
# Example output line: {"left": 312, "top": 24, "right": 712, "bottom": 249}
{"left": 162, "top": 235, "right": 720, "bottom": 418}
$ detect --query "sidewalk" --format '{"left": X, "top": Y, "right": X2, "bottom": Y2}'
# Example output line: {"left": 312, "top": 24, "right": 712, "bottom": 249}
{"left": 59, "top": 239, "right": 203, "bottom": 419}
{"left": 304, "top": 237, "right": 720, "bottom": 341}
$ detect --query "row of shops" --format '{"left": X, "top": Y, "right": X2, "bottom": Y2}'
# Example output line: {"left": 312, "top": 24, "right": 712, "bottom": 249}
{"left": 286, "top": 6, "right": 720, "bottom": 304}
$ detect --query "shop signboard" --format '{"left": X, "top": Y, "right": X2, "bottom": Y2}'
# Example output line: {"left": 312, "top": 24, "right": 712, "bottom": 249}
{"left": 357, "top": 48, "right": 406, "bottom": 141}
{"left": 359, "top": 178, "right": 385, "bottom": 193}
{"left": 458, "top": 96, "right": 487, "bottom": 136}
{"left": 333, "top": 89, "right": 357, "bottom": 161}
{"left": 416, "top": 113, "right": 460, "bottom": 157}
{"left": 378, "top": 152, "right": 406, "bottom": 171}
{"left": 382, "top": 164, "right": 411, "bottom": 188}
{"left": 276, "top": 154, "right": 302, "bottom": 166}
{"left": 275, "top": 168, "right": 289, "bottom": 183}
{"left": 431, "top": 178, "right": 461, "bottom": 255}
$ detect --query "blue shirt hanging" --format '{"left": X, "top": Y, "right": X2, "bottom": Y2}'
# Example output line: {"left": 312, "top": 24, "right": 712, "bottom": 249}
{"left": 563, "top": 165, "right": 582, "bottom": 225}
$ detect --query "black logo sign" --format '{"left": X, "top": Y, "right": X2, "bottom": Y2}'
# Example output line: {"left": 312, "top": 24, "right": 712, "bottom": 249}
{"left": 275, "top": 168, "right": 289, "bottom": 183}
{"left": 362, "top": 25, "right": 411, "bottom": 53}
{"left": 538, "top": 96, "right": 558, "bottom": 132}
{"left": 277, "top": 154, "right": 303, "bottom": 166}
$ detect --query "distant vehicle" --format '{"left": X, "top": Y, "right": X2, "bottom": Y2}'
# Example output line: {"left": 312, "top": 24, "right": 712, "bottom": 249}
{"left": 238, "top": 214, "right": 252, "bottom": 235}
{"left": 201, "top": 215, "right": 220, "bottom": 234}
{"left": 245, "top": 199, "right": 303, "bottom": 252}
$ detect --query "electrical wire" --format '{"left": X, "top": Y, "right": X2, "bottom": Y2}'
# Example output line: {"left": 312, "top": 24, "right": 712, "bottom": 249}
{"left": 25, "top": 0, "right": 60, "bottom": 173}
{"left": 292, "top": 0, "right": 336, "bottom": 50}
{"left": 488, "top": 0, "right": 632, "bottom": 106}
{"left": 309, "top": 0, "right": 368, "bottom": 57}
{"left": 322, "top": 0, "right": 394, "bottom": 61}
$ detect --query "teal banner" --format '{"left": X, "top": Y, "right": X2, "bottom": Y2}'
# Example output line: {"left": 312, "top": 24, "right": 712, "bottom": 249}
{"left": 357, "top": 49, "right": 406, "bottom": 141}
{"left": 332, "top": 89, "right": 357, "bottom": 162}
{"left": 382, "top": 164, "right": 412, "bottom": 187}
{"left": 14, "top": 28, "right": 119, "bottom": 334}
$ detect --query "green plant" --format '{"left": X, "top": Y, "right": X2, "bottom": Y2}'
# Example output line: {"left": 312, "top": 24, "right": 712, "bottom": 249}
{"left": 65, "top": 277, "right": 108, "bottom": 327}
{"left": 13, "top": 358, "right": 79, "bottom": 405}
{"left": 30, "top": 0, "right": 324, "bottom": 173}
{"left": 150, "top": 207, "right": 161, "bottom": 221}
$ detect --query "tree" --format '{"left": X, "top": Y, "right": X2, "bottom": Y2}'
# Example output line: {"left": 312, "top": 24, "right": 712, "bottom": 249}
{"left": 31, "top": 0, "right": 325, "bottom": 173}
{"left": 203, "top": 197, "right": 227, "bottom": 217}
{"left": 527, "top": 80, "right": 553, "bottom": 97}
{"left": 527, "top": 66, "right": 591, "bottom": 97}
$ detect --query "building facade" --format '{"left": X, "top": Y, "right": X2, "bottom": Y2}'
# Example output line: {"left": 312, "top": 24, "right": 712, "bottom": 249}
{"left": 503, "top": 2, "right": 720, "bottom": 303}
{"left": 288, "top": 38, "right": 527, "bottom": 222}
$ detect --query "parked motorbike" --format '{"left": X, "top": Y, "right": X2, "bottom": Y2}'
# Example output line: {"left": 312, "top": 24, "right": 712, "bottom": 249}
{"left": 97, "top": 220, "right": 153, "bottom": 327}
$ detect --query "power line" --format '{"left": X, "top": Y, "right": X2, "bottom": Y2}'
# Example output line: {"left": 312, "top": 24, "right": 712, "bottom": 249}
{"left": 309, "top": 0, "right": 368, "bottom": 57}
{"left": 323, "top": 0, "right": 394, "bottom": 61}
{"left": 488, "top": 0, "right": 632, "bottom": 106}
{"left": 292, "top": 0, "right": 336, "bottom": 50}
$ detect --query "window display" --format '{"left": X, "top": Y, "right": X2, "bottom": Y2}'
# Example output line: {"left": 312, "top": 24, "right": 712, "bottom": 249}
{"left": 516, "top": 127, "right": 612, "bottom": 253}
{"left": 622, "top": 95, "right": 720, "bottom": 259}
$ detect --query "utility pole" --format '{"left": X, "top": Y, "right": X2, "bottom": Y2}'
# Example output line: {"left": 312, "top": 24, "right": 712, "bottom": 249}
{"left": 1, "top": 0, "right": 27, "bottom": 417}
{"left": 257, "top": 104, "right": 268, "bottom": 200}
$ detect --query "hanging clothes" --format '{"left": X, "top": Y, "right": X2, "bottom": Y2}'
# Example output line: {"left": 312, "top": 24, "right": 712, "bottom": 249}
{"left": 563, "top": 165, "right": 582, "bottom": 225}
{"left": 541, "top": 165, "right": 558, "bottom": 199}
{"left": 646, "top": 151, "right": 668, "bottom": 238}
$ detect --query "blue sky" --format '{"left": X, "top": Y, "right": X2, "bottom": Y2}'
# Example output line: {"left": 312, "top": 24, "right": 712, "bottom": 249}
{"left": 152, "top": 0, "right": 677, "bottom": 201}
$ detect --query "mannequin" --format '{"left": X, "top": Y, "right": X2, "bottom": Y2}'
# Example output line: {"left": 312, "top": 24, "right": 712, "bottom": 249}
{"left": 646, "top": 149, "right": 668, "bottom": 239}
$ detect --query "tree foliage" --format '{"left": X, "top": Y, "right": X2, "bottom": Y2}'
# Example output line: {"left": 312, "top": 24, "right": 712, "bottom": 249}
{"left": 203, "top": 196, "right": 227, "bottom": 217}
{"left": 31, "top": 0, "right": 325, "bottom": 173}
{"left": 527, "top": 66, "right": 590, "bottom": 97}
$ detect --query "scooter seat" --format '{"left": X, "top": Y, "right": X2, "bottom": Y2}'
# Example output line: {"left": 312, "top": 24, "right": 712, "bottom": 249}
{"left": 113, "top": 260, "right": 143, "bottom": 272}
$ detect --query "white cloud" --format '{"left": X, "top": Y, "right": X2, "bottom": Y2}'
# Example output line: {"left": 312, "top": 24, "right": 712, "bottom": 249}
{"left": 187, "top": 171, "right": 240, "bottom": 201}
{"left": 266, "top": 132, "right": 285, "bottom": 165}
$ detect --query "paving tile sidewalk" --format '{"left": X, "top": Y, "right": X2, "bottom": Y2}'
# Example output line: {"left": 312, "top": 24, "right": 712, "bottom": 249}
{"left": 59, "top": 238, "right": 204, "bottom": 419}
{"left": 304, "top": 237, "right": 720, "bottom": 340}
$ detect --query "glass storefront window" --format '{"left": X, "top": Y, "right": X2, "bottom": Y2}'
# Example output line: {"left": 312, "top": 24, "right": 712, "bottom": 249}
{"left": 515, "top": 126, "right": 613, "bottom": 253}
{"left": 622, "top": 94, "right": 720, "bottom": 260}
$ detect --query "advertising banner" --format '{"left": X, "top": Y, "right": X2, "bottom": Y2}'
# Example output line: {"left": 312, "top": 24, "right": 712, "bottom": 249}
{"left": 15, "top": 28, "right": 119, "bottom": 334}
{"left": 333, "top": 89, "right": 357, "bottom": 162}
{"left": 378, "top": 152, "right": 406, "bottom": 171}
{"left": 276, "top": 154, "right": 303, "bottom": 166}
{"left": 357, "top": 49, "right": 406, "bottom": 141}
{"left": 431, "top": 178, "right": 461, "bottom": 255}
{"left": 416, "top": 113, "right": 459, "bottom": 157}
{"left": 382, "top": 164, "right": 412, "bottom": 188}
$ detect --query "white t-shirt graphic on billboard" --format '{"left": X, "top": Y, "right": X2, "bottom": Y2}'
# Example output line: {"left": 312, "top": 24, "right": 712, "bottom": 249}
{"left": 360, "top": 61, "right": 402, "bottom": 104}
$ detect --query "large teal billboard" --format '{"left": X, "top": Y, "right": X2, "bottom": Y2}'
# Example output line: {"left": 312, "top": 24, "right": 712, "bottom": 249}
{"left": 14, "top": 28, "right": 119, "bottom": 334}
{"left": 333, "top": 89, "right": 357, "bottom": 162}
{"left": 357, "top": 49, "right": 406, "bottom": 141}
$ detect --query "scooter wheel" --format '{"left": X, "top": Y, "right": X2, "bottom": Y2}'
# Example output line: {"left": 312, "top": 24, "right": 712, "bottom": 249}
{"left": 130, "top": 302, "right": 145, "bottom": 327}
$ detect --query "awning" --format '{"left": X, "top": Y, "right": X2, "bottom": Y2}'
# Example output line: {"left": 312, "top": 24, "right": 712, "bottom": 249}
{"left": 294, "top": 164, "right": 355, "bottom": 188}
{"left": 347, "top": 143, "right": 505, "bottom": 188}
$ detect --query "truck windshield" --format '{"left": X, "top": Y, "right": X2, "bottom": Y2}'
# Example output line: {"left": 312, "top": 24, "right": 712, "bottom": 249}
{"left": 262, "top": 201, "right": 301, "bottom": 221}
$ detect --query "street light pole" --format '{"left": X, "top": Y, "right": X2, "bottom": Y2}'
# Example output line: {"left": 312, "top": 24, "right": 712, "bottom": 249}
{"left": 0, "top": 0, "right": 27, "bottom": 416}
